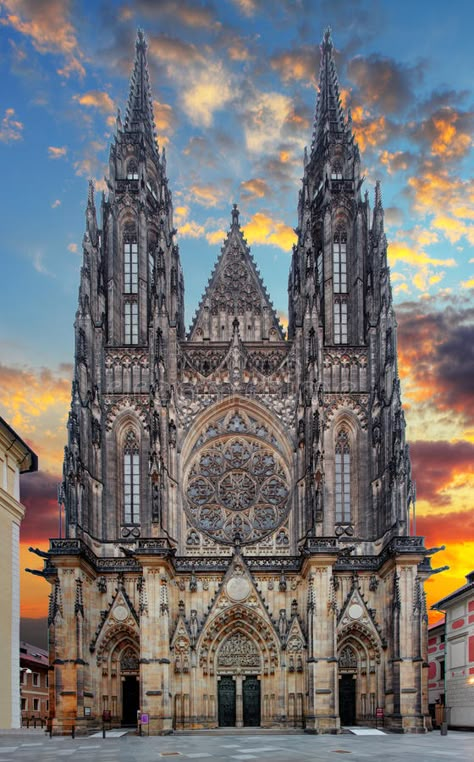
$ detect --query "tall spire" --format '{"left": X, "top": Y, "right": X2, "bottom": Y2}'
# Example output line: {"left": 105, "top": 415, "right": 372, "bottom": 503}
{"left": 311, "top": 28, "right": 346, "bottom": 155}
{"left": 124, "top": 29, "right": 157, "bottom": 152}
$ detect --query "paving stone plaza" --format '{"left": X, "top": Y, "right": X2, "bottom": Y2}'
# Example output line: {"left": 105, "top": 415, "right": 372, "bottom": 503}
{"left": 0, "top": 730, "right": 473, "bottom": 762}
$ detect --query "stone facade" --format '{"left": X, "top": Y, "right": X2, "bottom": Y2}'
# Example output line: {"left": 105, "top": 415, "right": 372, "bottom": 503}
{"left": 0, "top": 417, "right": 37, "bottom": 728}
{"left": 43, "top": 30, "right": 435, "bottom": 734}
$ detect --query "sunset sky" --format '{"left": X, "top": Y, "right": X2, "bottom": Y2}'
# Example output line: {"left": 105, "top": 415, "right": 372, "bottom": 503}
{"left": 0, "top": 0, "right": 473, "bottom": 647}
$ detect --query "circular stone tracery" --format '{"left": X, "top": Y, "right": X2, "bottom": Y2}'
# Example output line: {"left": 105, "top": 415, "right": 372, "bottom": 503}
{"left": 185, "top": 433, "right": 290, "bottom": 545}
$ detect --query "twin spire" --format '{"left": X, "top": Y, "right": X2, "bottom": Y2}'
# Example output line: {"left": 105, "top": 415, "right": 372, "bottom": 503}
{"left": 123, "top": 29, "right": 158, "bottom": 152}
{"left": 310, "top": 28, "right": 352, "bottom": 156}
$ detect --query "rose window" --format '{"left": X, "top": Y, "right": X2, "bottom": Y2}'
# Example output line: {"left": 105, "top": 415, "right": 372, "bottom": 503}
{"left": 184, "top": 434, "right": 290, "bottom": 545}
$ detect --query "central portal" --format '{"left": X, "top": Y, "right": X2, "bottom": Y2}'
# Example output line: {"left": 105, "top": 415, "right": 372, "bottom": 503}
{"left": 243, "top": 676, "right": 260, "bottom": 726}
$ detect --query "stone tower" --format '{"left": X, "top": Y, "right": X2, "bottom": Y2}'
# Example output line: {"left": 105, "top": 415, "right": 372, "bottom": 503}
{"left": 43, "top": 30, "right": 434, "bottom": 734}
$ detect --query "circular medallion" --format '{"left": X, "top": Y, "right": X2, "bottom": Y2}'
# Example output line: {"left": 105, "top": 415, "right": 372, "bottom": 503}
{"left": 184, "top": 428, "right": 290, "bottom": 546}
{"left": 226, "top": 576, "right": 251, "bottom": 602}
{"left": 113, "top": 604, "right": 128, "bottom": 622}
{"left": 348, "top": 603, "right": 363, "bottom": 620}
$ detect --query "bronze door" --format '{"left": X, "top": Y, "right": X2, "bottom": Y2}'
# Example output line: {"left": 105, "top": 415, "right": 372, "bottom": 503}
{"left": 339, "top": 674, "right": 356, "bottom": 725}
{"left": 243, "top": 676, "right": 261, "bottom": 726}
{"left": 218, "top": 677, "right": 236, "bottom": 727}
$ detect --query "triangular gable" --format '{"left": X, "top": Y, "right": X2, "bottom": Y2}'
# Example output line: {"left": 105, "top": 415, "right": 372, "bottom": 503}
{"left": 90, "top": 581, "right": 139, "bottom": 653}
{"left": 337, "top": 577, "right": 383, "bottom": 644}
{"left": 197, "top": 550, "right": 280, "bottom": 643}
{"left": 188, "top": 205, "right": 284, "bottom": 342}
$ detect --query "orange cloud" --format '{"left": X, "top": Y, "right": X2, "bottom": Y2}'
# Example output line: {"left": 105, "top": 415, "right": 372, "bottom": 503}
{"left": 240, "top": 178, "right": 271, "bottom": 200}
{"left": 0, "top": 107, "right": 23, "bottom": 143}
{"left": 0, "top": 0, "right": 85, "bottom": 78}
{"left": 242, "top": 212, "right": 296, "bottom": 252}
{"left": 0, "top": 363, "right": 71, "bottom": 473}
{"left": 189, "top": 183, "right": 225, "bottom": 207}
{"left": 351, "top": 106, "right": 387, "bottom": 151}
{"left": 73, "top": 90, "right": 114, "bottom": 113}
{"left": 206, "top": 229, "right": 226, "bottom": 245}
{"left": 270, "top": 46, "right": 318, "bottom": 84}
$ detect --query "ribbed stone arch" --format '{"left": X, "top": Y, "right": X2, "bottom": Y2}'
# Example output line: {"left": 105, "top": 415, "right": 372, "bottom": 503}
{"left": 198, "top": 605, "right": 279, "bottom": 676}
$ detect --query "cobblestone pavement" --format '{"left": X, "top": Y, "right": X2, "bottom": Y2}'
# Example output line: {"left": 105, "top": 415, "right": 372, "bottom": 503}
{"left": 0, "top": 729, "right": 472, "bottom": 762}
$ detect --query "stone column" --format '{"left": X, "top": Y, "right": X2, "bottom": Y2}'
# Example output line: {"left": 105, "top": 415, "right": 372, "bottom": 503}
{"left": 235, "top": 674, "right": 243, "bottom": 727}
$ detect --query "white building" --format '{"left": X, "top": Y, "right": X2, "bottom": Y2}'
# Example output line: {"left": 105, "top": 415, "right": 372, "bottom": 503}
{"left": 0, "top": 417, "right": 37, "bottom": 728}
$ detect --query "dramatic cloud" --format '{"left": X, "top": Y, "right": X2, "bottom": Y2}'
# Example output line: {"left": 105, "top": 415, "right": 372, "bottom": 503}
{"left": 0, "top": 362, "right": 71, "bottom": 473}
{"left": 242, "top": 211, "right": 296, "bottom": 252}
{"left": 0, "top": 107, "right": 23, "bottom": 143}
{"left": 189, "top": 182, "right": 229, "bottom": 208}
{"left": 410, "top": 440, "right": 474, "bottom": 507}
{"left": 243, "top": 91, "right": 301, "bottom": 154}
{"left": 347, "top": 53, "right": 423, "bottom": 113}
{"left": 410, "top": 106, "right": 474, "bottom": 162}
{"left": 388, "top": 241, "right": 456, "bottom": 292}
{"left": 270, "top": 45, "right": 319, "bottom": 84}
{"left": 153, "top": 99, "right": 176, "bottom": 143}
{"left": 397, "top": 299, "right": 474, "bottom": 425}
{"left": 20, "top": 469, "right": 61, "bottom": 544}
{"left": 134, "top": 0, "right": 217, "bottom": 28}
{"left": 73, "top": 90, "right": 115, "bottom": 114}
{"left": 240, "top": 178, "right": 272, "bottom": 200}
{"left": 0, "top": 0, "right": 85, "bottom": 77}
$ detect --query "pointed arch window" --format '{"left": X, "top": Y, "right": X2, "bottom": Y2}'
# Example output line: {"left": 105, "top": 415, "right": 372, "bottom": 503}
{"left": 335, "top": 428, "right": 351, "bottom": 523}
{"left": 123, "top": 430, "right": 140, "bottom": 524}
{"left": 333, "top": 231, "right": 347, "bottom": 293}
{"left": 334, "top": 297, "right": 348, "bottom": 344}
{"left": 124, "top": 301, "right": 138, "bottom": 344}
{"left": 126, "top": 160, "right": 138, "bottom": 180}
{"left": 124, "top": 228, "right": 138, "bottom": 294}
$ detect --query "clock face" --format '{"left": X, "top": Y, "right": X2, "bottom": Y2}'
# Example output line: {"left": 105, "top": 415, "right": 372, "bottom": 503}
{"left": 183, "top": 410, "right": 291, "bottom": 546}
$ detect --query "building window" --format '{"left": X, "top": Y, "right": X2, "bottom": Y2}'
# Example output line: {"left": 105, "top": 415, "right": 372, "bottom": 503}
{"left": 124, "top": 240, "right": 138, "bottom": 294}
{"left": 439, "top": 659, "right": 445, "bottom": 680}
{"left": 335, "top": 428, "right": 351, "bottom": 523}
{"left": 32, "top": 673, "right": 39, "bottom": 687}
{"left": 126, "top": 160, "right": 138, "bottom": 180}
{"left": 124, "top": 430, "right": 140, "bottom": 524}
{"left": 124, "top": 301, "right": 138, "bottom": 345}
{"left": 33, "top": 698, "right": 39, "bottom": 712}
{"left": 334, "top": 298, "right": 348, "bottom": 344}
{"left": 331, "top": 165, "right": 343, "bottom": 180}
{"left": 317, "top": 249, "right": 323, "bottom": 288}
{"left": 333, "top": 231, "right": 347, "bottom": 293}
{"left": 21, "top": 698, "right": 26, "bottom": 711}
{"left": 45, "top": 674, "right": 48, "bottom": 687}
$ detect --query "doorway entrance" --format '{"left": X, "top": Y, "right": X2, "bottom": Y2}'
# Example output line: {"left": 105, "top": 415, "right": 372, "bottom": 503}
{"left": 339, "top": 674, "right": 356, "bottom": 725}
{"left": 218, "top": 676, "right": 236, "bottom": 727}
{"left": 243, "top": 676, "right": 260, "bottom": 726}
{"left": 122, "top": 676, "right": 139, "bottom": 725}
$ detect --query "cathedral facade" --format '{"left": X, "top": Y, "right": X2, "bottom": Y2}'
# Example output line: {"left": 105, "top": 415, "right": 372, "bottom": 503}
{"left": 43, "top": 30, "right": 434, "bottom": 734}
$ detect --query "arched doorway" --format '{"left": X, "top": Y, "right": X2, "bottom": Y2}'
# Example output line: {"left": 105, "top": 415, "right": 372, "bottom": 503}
{"left": 338, "top": 645, "right": 357, "bottom": 725}
{"left": 337, "top": 625, "right": 382, "bottom": 726}
{"left": 120, "top": 647, "right": 140, "bottom": 725}
{"left": 216, "top": 632, "right": 262, "bottom": 728}
{"left": 96, "top": 625, "right": 140, "bottom": 726}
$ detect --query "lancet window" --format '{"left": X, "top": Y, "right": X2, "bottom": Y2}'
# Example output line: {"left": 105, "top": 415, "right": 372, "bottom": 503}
{"left": 333, "top": 231, "right": 347, "bottom": 293}
{"left": 123, "top": 430, "right": 140, "bottom": 524}
{"left": 124, "top": 301, "right": 138, "bottom": 344}
{"left": 335, "top": 428, "right": 351, "bottom": 523}
{"left": 124, "top": 229, "right": 138, "bottom": 294}
{"left": 334, "top": 297, "right": 348, "bottom": 344}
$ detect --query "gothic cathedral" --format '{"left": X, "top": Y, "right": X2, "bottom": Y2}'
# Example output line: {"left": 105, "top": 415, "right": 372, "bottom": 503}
{"left": 43, "top": 30, "right": 434, "bottom": 734}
